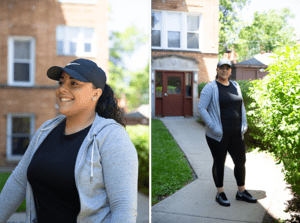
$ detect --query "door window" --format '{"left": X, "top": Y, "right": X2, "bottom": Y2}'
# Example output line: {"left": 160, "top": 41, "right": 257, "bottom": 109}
{"left": 156, "top": 72, "right": 162, "bottom": 97}
{"left": 167, "top": 76, "right": 181, "bottom": 94}
{"left": 185, "top": 73, "right": 192, "bottom": 97}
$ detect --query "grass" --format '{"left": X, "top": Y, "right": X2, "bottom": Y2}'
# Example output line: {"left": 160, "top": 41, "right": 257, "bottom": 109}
{"left": 151, "top": 119, "right": 194, "bottom": 205}
{"left": 0, "top": 172, "right": 26, "bottom": 212}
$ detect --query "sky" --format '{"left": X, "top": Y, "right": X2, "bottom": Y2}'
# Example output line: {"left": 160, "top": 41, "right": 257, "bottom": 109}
{"left": 239, "top": 0, "right": 300, "bottom": 36}
{"left": 108, "top": 0, "right": 149, "bottom": 71}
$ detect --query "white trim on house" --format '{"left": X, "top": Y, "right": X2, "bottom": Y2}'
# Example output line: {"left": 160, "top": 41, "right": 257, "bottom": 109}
{"left": 6, "top": 113, "right": 35, "bottom": 161}
{"left": 152, "top": 10, "right": 203, "bottom": 52}
{"left": 7, "top": 36, "right": 36, "bottom": 87}
{"left": 56, "top": 25, "right": 97, "bottom": 58}
{"left": 58, "top": 0, "right": 97, "bottom": 4}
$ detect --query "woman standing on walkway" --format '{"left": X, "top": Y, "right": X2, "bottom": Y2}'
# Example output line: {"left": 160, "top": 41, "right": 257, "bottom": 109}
{"left": 198, "top": 58, "right": 257, "bottom": 207}
{"left": 0, "top": 59, "right": 138, "bottom": 222}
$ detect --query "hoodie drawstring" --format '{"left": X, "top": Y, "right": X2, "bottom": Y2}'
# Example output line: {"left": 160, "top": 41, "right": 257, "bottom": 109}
{"left": 90, "top": 135, "right": 96, "bottom": 183}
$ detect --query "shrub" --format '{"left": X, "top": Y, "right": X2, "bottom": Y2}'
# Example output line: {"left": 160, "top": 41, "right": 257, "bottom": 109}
{"left": 198, "top": 82, "right": 208, "bottom": 97}
{"left": 126, "top": 125, "right": 149, "bottom": 195}
{"left": 235, "top": 80, "right": 254, "bottom": 108}
{"left": 247, "top": 44, "right": 300, "bottom": 194}
{"left": 235, "top": 80, "right": 266, "bottom": 150}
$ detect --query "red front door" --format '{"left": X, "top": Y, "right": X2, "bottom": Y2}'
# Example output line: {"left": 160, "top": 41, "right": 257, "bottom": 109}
{"left": 162, "top": 72, "right": 184, "bottom": 116}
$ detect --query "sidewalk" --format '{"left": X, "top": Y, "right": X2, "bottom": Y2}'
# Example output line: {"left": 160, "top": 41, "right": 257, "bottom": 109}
{"left": 6, "top": 192, "right": 149, "bottom": 223}
{"left": 152, "top": 117, "right": 293, "bottom": 223}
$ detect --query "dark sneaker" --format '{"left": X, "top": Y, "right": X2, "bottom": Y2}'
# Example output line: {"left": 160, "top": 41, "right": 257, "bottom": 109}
{"left": 236, "top": 190, "right": 257, "bottom": 203}
{"left": 216, "top": 192, "right": 230, "bottom": 207}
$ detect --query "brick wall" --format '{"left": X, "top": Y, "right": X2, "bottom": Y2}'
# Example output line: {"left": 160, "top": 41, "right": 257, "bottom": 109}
{"left": 0, "top": 0, "right": 108, "bottom": 86}
{"left": 0, "top": 0, "right": 108, "bottom": 167}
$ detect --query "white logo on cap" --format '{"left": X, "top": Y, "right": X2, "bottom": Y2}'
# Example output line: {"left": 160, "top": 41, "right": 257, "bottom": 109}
{"left": 67, "top": 63, "right": 80, "bottom": 66}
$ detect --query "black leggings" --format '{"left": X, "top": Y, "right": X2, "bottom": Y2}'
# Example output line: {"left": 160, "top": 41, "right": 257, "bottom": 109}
{"left": 205, "top": 129, "right": 246, "bottom": 188}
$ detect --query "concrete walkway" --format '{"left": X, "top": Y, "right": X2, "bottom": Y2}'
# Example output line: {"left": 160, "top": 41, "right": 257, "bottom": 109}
{"left": 152, "top": 117, "right": 293, "bottom": 223}
{"left": 6, "top": 192, "right": 149, "bottom": 223}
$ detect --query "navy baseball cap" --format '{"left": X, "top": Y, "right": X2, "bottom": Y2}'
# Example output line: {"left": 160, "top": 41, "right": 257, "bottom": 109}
{"left": 217, "top": 59, "right": 232, "bottom": 68}
{"left": 47, "top": 59, "right": 107, "bottom": 90}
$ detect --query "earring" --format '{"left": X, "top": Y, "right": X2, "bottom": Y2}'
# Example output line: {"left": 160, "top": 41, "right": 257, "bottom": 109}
{"left": 92, "top": 97, "right": 96, "bottom": 100}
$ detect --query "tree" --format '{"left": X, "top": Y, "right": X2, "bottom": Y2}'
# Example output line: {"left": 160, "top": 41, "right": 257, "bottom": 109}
{"left": 109, "top": 26, "right": 148, "bottom": 67}
{"left": 126, "top": 64, "right": 149, "bottom": 110}
{"left": 235, "top": 8, "right": 296, "bottom": 61}
{"left": 219, "top": 0, "right": 251, "bottom": 57}
{"left": 108, "top": 25, "right": 148, "bottom": 109}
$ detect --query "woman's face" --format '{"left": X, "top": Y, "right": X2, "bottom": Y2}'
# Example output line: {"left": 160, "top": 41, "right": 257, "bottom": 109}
{"left": 55, "top": 71, "right": 102, "bottom": 117}
{"left": 216, "top": 64, "right": 231, "bottom": 81}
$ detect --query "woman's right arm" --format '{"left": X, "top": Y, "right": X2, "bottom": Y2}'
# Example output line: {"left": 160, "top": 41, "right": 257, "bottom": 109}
{"left": 0, "top": 121, "right": 48, "bottom": 222}
{"left": 198, "top": 83, "right": 215, "bottom": 130}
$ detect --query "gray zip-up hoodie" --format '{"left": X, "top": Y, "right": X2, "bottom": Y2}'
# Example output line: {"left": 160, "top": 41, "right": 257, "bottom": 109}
{"left": 198, "top": 80, "right": 248, "bottom": 142}
{"left": 0, "top": 113, "right": 138, "bottom": 223}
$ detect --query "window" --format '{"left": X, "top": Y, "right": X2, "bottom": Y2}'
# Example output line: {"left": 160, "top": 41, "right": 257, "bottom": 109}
{"left": 167, "top": 13, "right": 181, "bottom": 48}
{"left": 56, "top": 26, "right": 96, "bottom": 57}
{"left": 58, "top": 0, "right": 97, "bottom": 4}
{"left": 7, "top": 37, "right": 36, "bottom": 86}
{"left": 151, "top": 11, "right": 201, "bottom": 51}
{"left": 155, "top": 72, "right": 162, "bottom": 97}
{"left": 151, "top": 12, "right": 162, "bottom": 47}
{"left": 185, "top": 73, "right": 192, "bottom": 97}
{"left": 6, "top": 114, "right": 35, "bottom": 161}
{"left": 187, "top": 16, "right": 200, "bottom": 49}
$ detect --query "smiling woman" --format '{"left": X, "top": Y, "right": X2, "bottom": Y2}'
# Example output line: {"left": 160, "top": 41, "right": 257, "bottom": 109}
{"left": 0, "top": 59, "right": 138, "bottom": 223}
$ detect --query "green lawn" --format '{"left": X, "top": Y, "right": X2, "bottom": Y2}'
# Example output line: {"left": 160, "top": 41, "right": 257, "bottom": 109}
{"left": 151, "top": 119, "right": 194, "bottom": 205}
{"left": 0, "top": 172, "right": 26, "bottom": 212}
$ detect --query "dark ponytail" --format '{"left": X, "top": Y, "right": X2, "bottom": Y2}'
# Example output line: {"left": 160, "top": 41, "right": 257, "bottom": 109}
{"left": 95, "top": 84, "right": 126, "bottom": 127}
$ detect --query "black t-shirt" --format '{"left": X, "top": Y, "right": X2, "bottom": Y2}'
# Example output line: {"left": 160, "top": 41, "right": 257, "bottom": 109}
{"left": 27, "top": 119, "right": 92, "bottom": 223}
{"left": 216, "top": 81, "right": 243, "bottom": 131}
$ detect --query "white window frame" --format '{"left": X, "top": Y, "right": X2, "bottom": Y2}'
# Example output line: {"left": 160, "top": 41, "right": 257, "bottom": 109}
{"left": 152, "top": 10, "right": 203, "bottom": 52}
{"left": 6, "top": 113, "right": 35, "bottom": 161}
{"left": 7, "top": 36, "right": 36, "bottom": 87}
{"left": 56, "top": 25, "right": 97, "bottom": 57}
{"left": 166, "top": 12, "right": 182, "bottom": 48}
{"left": 151, "top": 11, "right": 162, "bottom": 47}
{"left": 58, "top": 0, "right": 97, "bottom": 4}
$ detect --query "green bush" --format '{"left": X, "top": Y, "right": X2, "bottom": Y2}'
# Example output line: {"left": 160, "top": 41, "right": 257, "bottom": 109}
{"left": 247, "top": 44, "right": 300, "bottom": 194}
{"left": 235, "top": 80, "right": 266, "bottom": 150}
{"left": 126, "top": 125, "right": 149, "bottom": 195}
{"left": 235, "top": 80, "right": 254, "bottom": 108}
{"left": 198, "top": 82, "right": 208, "bottom": 97}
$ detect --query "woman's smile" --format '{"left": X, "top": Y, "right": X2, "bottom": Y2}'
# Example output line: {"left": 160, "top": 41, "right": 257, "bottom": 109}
{"left": 55, "top": 71, "right": 102, "bottom": 120}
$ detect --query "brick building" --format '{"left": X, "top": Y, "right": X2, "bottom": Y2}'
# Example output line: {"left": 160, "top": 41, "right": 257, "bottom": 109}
{"left": 0, "top": 0, "right": 108, "bottom": 167}
{"left": 151, "top": 0, "right": 219, "bottom": 117}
